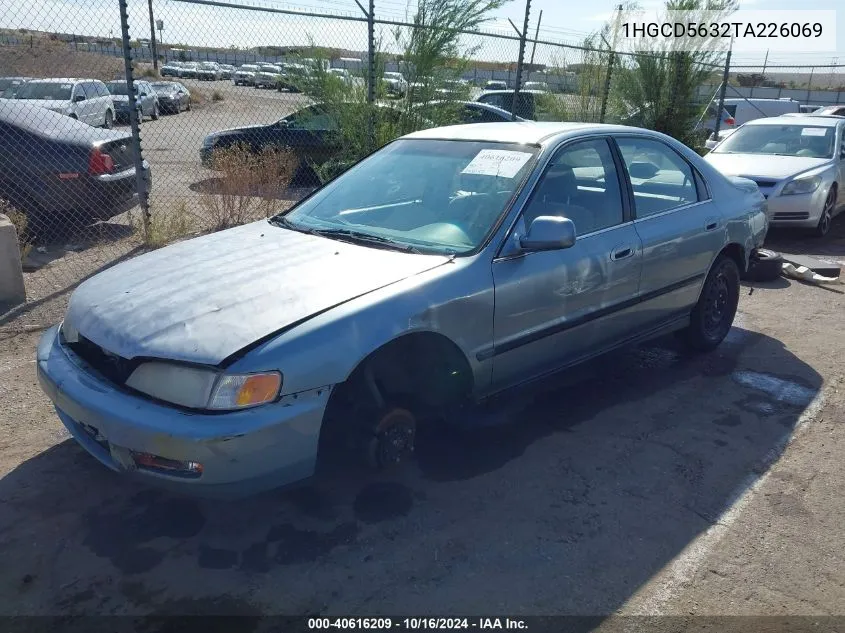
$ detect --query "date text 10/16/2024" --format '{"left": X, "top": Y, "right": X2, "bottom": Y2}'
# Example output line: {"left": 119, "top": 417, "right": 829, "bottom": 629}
{"left": 308, "top": 618, "right": 528, "bottom": 630}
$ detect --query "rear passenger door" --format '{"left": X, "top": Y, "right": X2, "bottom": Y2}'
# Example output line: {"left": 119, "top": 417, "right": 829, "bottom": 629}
{"left": 614, "top": 136, "right": 723, "bottom": 327}
{"left": 490, "top": 137, "right": 642, "bottom": 390}
{"left": 81, "top": 82, "right": 101, "bottom": 125}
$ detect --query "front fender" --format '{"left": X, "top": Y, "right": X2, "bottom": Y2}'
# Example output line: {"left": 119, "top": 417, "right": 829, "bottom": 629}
{"left": 226, "top": 256, "right": 495, "bottom": 397}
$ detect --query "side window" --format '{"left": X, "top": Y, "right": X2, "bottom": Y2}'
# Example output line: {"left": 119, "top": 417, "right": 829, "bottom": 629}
{"left": 83, "top": 82, "right": 99, "bottom": 100}
{"left": 71, "top": 83, "right": 86, "bottom": 101}
{"left": 288, "top": 107, "right": 337, "bottom": 131}
{"left": 95, "top": 82, "right": 108, "bottom": 98}
{"left": 522, "top": 138, "right": 624, "bottom": 236}
{"left": 479, "top": 93, "right": 505, "bottom": 110}
{"left": 616, "top": 137, "right": 699, "bottom": 218}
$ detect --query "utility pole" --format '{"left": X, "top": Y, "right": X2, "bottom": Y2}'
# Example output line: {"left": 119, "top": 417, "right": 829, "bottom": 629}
{"left": 714, "top": 43, "right": 732, "bottom": 141}
{"left": 510, "top": 0, "right": 532, "bottom": 121}
{"left": 528, "top": 9, "right": 543, "bottom": 69}
{"left": 147, "top": 0, "right": 159, "bottom": 69}
{"left": 599, "top": 4, "right": 623, "bottom": 124}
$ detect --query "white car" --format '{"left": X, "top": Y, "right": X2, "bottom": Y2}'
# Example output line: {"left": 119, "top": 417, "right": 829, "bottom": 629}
{"left": 382, "top": 72, "right": 408, "bottom": 97}
{"left": 327, "top": 68, "right": 351, "bottom": 84}
{"left": 704, "top": 115, "right": 845, "bottom": 236}
{"left": 13, "top": 78, "right": 115, "bottom": 128}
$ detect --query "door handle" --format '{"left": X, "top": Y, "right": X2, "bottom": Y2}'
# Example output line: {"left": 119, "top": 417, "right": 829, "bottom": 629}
{"left": 705, "top": 217, "right": 719, "bottom": 231}
{"left": 611, "top": 246, "right": 634, "bottom": 261}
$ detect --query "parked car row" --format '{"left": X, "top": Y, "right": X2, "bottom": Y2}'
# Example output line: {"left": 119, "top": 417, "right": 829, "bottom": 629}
{"left": 0, "top": 76, "right": 193, "bottom": 128}
{"left": 160, "top": 61, "right": 235, "bottom": 80}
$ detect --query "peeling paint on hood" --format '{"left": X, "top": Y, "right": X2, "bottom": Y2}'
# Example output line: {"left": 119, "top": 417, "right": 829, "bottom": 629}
{"left": 65, "top": 221, "right": 450, "bottom": 365}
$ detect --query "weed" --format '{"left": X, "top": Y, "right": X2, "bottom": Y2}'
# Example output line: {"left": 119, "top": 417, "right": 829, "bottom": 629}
{"left": 211, "top": 90, "right": 224, "bottom": 102}
{"left": 201, "top": 144, "right": 297, "bottom": 231}
{"left": 140, "top": 203, "right": 197, "bottom": 248}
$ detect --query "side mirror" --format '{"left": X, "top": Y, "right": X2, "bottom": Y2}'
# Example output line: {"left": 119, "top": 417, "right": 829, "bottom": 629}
{"left": 840, "top": 145, "right": 845, "bottom": 160}
{"left": 519, "top": 216, "right": 576, "bottom": 252}
{"left": 73, "top": 95, "right": 85, "bottom": 103}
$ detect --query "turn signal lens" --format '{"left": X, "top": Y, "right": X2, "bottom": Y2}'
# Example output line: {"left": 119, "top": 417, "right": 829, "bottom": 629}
{"left": 208, "top": 372, "right": 282, "bottom": 410}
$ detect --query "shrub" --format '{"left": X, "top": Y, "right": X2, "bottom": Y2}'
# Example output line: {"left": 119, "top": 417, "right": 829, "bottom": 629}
{"left": 142, "top": 203, "right": 197, "bottom": 248}
{"left": 211, "top": 90, "right": 224, "bottom": 102}
{"left": 202, "top": 144, "right": 297, "bottom": 231}
{"left": 0, "top": 199, "right": 32, "bottom": 262}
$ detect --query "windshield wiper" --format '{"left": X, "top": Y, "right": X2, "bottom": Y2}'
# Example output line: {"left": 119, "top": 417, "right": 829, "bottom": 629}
{"left": 269, "top": 217, "right": 424, "bottom": 254}
{"left": 314, "top": 228, "right": 425, "bottom": 254}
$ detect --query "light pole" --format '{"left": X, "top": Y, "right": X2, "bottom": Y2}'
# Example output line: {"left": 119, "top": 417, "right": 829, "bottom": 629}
{"left": 147, "top": 0, "right": 159, "bottom": 69}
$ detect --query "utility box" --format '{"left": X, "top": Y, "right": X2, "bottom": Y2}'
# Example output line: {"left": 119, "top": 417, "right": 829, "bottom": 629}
{"left": 0, "top": 214, "right": 26, "bottom": 308}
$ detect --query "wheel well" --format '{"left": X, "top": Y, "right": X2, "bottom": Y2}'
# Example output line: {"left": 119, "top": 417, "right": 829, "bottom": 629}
{"left": 720, "top": 243, "right": 746, "bottom": 274}
{"left": 333, "top": 332, "right": 474, "bottom": 412}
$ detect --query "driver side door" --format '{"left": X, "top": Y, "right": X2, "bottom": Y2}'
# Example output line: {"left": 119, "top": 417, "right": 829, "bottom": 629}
{"left": 490, "top": 137, "right": 643, "bottom": 391}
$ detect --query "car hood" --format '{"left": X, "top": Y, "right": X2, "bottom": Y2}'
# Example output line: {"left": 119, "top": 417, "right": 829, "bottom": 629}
{"left": 65, "top": 221, "right": 451, "bottom": 366}
{"left": 15, "top": 99, "right": 70, "bottom": 111}
{"left": 704, "top": 153, "right": 831, "bottom": 180}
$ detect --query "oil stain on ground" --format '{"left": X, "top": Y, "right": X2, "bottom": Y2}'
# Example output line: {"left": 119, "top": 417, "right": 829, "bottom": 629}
{"left": 82, "top": 490, "right": 206, "bottom": 574}
{"left": 353, "top": 482, "right": 414, "bottom": 523}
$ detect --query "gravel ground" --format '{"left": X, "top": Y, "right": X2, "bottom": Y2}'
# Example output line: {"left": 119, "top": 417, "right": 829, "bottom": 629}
{"left": 1, "top": 221, "right": 844, "bottom": 621}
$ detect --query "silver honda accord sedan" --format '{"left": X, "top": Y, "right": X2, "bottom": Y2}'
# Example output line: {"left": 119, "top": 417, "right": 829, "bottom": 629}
{"left": 705, "top": 114, "right": 845, "bottom": 237}
{"left": 37, "top": 122, "right": 767, "bottom": 498}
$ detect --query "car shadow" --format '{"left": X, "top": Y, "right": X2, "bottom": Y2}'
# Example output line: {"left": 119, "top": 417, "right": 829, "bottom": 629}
{"left": 764, "top": 215, "right": 845, "bottom": 260}
{"left": 0, "top": 327, "right": 824, "bottom": 618}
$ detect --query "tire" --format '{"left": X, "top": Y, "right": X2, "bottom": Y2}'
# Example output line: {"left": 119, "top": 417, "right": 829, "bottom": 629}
{"left": 102, "top": 110, "right": 113, "bottom": 129}
{"left": 681, "top": 255, "right": 740, "bottom": 352}
{"left": 151, "top": 103, "right": 159, "bottom": 120}
{"left": 815, "top": 186, "right": 836, "bottom": 238}
{"left": 186, "top": 99, "right": 192, "bottom": 112}
{"left": 745, "top": 248, "right": 783, "bottom": 282}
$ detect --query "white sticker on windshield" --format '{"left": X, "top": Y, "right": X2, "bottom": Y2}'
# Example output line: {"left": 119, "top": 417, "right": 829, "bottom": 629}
{"left": 801, "top": 127, "right": 827, "bottom": 136}
{"left": 461, "top": 149, "right": 532, "bottom": 178}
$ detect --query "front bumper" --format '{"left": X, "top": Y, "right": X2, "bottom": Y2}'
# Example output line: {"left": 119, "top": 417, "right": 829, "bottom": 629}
{"left": 764, "top": 190, "right": 825, "bottom": 228}
{"left": 36, "top": 325, "right": 329, "bottom": 498}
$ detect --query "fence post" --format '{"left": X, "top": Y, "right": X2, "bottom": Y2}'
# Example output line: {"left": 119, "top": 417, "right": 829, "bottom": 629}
{"left": 118, "top": 0, "right": 152, "bottom": 242}
{"left": 511, "top": 0, "right": 532, "bottom": 121}
{"left": 713, "top": 47, "right": 732, "bottom": 140}
{"left": 366, "top": 0, "right": 376, "bottom": 151}
{"left": 806, "top": 66, "right": 814, "bottom": 104}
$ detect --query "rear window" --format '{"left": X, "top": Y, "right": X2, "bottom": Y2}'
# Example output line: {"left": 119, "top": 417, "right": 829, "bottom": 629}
{"left": 105, "top": 81, "right": 130, "bottom": 96}
{"left": 15, "top": 81, "right": 72, "bottom": 100}
{"left": 724, "top": 105, "right": 737, "bottom": 118}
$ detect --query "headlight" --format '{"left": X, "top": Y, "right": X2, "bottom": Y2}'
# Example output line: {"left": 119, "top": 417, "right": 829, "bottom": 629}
{"left": 125, "top": 362, "right": 282, "bottom": 411}
{"left": 781, "top": 175, "right": 822, "bottom": 196}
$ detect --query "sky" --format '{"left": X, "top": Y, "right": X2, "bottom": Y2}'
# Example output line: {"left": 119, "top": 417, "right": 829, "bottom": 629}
{"left": 2, "top": 0, "right": 845, "bottom": 69}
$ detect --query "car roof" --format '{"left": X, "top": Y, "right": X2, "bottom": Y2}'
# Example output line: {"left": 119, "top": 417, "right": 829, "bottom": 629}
{"left": 0, "top": 99, "right": 132, "bottom": 143}
{"left": 403, "top": 121, "right": 639, "bottom": 144}
{"left": 479, "top": 89, "right": 545, "bottom": 95}
{"left": 744, "top": 115, "right": 842, "bottom": 127}
{"left": 26, "top": 78, "right": 93, "bottom": 83}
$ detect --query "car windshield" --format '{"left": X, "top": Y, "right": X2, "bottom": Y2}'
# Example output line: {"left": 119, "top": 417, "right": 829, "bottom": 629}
{"left": 105, "top": 82, "right": 131, "bottom": 95}
{"left": 152, "top": 83, "right": 178, "bottom": 93}
{"left": 275, "top": 139, "right": 538, "bottom": 255}
{"left": 712, "top": 124, "right": 836, "bottom": 158}
{"left": 200, "top": 63, "right": 217, "bottom": 69}
{"left": 15, "top": 81, "right": 72, "bottom": 100}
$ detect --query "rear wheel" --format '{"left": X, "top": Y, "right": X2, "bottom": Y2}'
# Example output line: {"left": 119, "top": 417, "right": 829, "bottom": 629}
{"left": 151, "top": 103, "right": 159, "bottom": 120}
{"left": 815, "top": 186, "right": 836, "bottom": 238}
{"left": 681, "top": 255, "right": 740, "bottom": 352}
{"left": 103, "top": 110, "right": 113, "bottom": 129}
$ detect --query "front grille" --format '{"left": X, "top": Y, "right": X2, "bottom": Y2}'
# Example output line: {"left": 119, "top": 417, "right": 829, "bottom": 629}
{"left": 66, "top": 336, "right": 138, "bottom": 385}
{"left": 754, "top": 180, "right": 777, "bottom": 188}
{"left": 773, "top": 211, "right": 810, "bottom": 220}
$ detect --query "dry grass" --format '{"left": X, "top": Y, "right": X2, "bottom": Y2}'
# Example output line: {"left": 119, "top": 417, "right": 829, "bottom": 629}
{"left": 0, "top": 39, "right": 124, "bottom": 81}
{"left": 0, "top": 199, "right": 32, "bottom": 262}
{"left": 135, "top": 203, "right": 198, "bottom": 249}
{"left": 211, "top": 90, "right": 224, "bottom": 102}
{"left": 201, "top": 144, "right": 297, "bottom": 232}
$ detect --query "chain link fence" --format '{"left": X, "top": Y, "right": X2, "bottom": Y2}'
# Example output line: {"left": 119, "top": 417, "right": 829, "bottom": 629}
{"left": 2, "top": 0, "right": 844, "bottom": 307}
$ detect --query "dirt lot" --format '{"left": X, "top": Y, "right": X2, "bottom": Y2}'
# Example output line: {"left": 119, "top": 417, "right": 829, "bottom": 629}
{"left": 1, "top": 223, "right": 844, "bottom": 622}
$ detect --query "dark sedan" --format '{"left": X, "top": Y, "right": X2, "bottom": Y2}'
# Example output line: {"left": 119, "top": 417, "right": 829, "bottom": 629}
{"left": 151, "top": 81, "right": 191, "bottom": 114}
{"left": 412, "top": 100, "right": 525, "bottom": 125}
{"left": 0, "top": 100, "right": 151, "bottom": 230}
{"left": 200, "top": 103, "right": 402, "bottom": 185}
